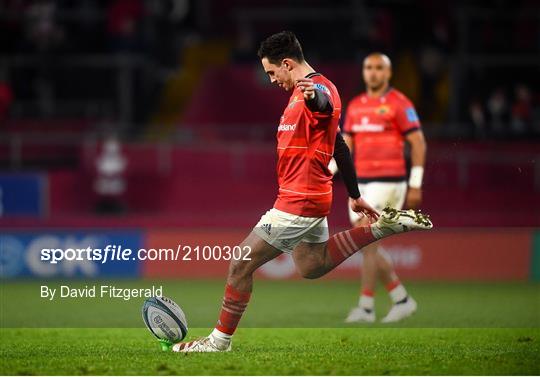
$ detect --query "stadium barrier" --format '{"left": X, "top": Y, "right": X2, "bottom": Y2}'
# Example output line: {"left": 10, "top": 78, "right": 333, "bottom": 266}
{"left": 0, "top": 173, "right": 46, "bottom": 216}
{"left": 1, "top": 228, "right": 536, "bottom": 281}
{"left": 0, "top": 230, "right": 143, "bottom": 278}
{"left": 143, "top": 228, "right": 533, "bottom": 281}
{"left": 2, "top": 140, "right": 539, "bottom": 227}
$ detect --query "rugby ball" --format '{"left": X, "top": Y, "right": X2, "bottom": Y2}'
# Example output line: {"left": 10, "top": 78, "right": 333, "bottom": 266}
{"left": 142, "top": 296, "right": 188, "bottom": 343}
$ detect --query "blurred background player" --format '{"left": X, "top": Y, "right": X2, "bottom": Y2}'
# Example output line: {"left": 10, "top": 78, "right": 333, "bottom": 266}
{"left": 335, "top": 53, "right": 427, "bottom": 323}
{"left": 93, "top": 136, "right": 127, "bottom": 214}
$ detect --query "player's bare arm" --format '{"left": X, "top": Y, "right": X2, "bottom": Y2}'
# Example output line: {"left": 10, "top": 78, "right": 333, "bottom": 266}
{"left": 405, "top": 129, "right": 427, "bottom": 208}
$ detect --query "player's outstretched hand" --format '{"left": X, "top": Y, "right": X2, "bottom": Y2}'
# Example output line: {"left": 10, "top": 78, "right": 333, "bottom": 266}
{"left": 349, "top": 197, "right": 379, "bottom": 223}
{"left": 295, "top": 78, "right": 315, "bottom": 100}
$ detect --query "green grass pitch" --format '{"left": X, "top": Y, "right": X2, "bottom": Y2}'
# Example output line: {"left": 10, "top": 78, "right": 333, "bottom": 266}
{"left": 1, "top": 280, "right": 539, "bottom": 375}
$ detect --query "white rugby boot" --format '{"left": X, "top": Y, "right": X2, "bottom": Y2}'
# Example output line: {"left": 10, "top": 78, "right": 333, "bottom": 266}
{"left": 172, "top": 335, "right": 231, "bottom": 353}
{"left": 371, "top": 207, "right": 433, "bottom": 239}
{"left": 345, "top": 307, "right": 376, "bottom": 323}
{"left": 381, "top": 296, "right": 417, "bottom": 323}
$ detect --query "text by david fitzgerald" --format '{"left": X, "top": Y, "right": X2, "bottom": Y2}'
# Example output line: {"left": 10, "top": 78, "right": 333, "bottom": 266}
{"left": 41, "top": 285, "right": 163, "bottom": 301}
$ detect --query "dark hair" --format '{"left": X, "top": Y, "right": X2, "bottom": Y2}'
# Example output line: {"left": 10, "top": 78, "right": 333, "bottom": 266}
{"left": 257, "top": 31, "right": 305, "bottom": 65}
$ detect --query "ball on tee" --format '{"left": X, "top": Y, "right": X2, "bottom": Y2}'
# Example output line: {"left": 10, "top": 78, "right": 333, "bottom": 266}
{"left": 142, "top": 296, "right": 188, "bottom": 343}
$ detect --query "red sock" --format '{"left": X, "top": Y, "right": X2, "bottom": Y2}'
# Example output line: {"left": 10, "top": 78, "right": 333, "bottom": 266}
{"left": 327, "top": 226, "right": 376, "bottom": 266}
{"left": 215, "top": 284, "right": 251, "bottom": 335}
{"left": 386, "top": 279, "right": 401, "bottom": 292}
{"left": 361, "top": 288, "right": 375, "bottom": 297}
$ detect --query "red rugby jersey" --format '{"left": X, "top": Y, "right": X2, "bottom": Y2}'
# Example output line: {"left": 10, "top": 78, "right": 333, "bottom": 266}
{"left": 273, "top": 73, "right": 342, "bottom": 217}
{"left": 343, "top": 88, "right": 420, "bottom": 181}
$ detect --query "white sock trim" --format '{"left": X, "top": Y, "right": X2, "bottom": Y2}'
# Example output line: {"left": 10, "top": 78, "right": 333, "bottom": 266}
{"left": 370, "top": 223, "right": 384, "bottom": 240}
{"left": 211, "top": 328, "right": 232, "bottom": 342}
{"left": 389, "top": 284, "right": 407, "bottom": 303}
{"left": 359, "top": 295, "right": 375, "bottom": 310}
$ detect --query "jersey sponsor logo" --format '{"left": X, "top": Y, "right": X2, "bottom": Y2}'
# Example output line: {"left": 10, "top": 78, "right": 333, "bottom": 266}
{"left": 278, "top": 123, "right": 296, "bottom": 132}
{"left": 352, "top": 123, "right": 385, "bottom": 132}
{"left": 314, "top": 83, "right": 330, "bottom": 96}
{"left": 351, "top": 116, "right": 384, "bottom": 132}
{"left": 405, "top": 107, "right": 419, "bottom": 122}
{"left": 376, "top": 105, "right": 390, "bottom": 115}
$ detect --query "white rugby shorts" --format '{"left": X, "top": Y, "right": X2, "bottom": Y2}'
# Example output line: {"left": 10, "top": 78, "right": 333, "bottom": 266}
{"left": 253, "top": 208, "right": 329, "bottom": 254}
{"left": 349, "top": 181, "right": 407, "bottom": 223}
